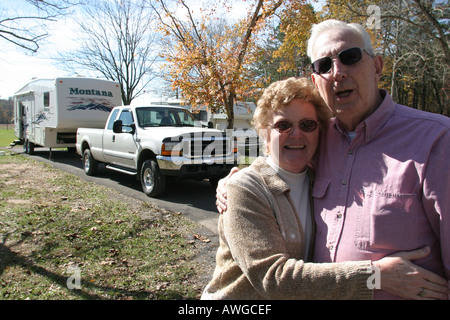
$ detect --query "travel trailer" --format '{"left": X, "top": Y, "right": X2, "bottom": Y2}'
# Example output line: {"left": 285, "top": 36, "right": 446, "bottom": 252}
{"left": 14, "top": 77, "right": 122, "bottom": 155}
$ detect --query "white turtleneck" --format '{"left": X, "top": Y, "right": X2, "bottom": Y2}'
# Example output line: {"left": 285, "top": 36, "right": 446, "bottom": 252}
{"left": 266, "top": 156, "right": 312, "bottom": 260}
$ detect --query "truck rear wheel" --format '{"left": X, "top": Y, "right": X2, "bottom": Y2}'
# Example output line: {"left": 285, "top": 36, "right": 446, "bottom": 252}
{"left": 83, "top": 149, "right": 98, "bottom": 176}
{"left": 140, "top": 159, "right": 166, "bottom": 197}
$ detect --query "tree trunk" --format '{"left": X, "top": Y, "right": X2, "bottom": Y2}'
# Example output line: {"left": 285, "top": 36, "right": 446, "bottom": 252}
{"left": 226, "top": 91, "right": 235, "bottom": 129}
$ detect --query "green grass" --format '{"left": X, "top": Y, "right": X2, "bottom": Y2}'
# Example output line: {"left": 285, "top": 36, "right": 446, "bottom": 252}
{"left": 0, "top": 126, "right": 16, "bottom": 147}
{"left": 0, "top": 153, "right": 204, "bottom": 300}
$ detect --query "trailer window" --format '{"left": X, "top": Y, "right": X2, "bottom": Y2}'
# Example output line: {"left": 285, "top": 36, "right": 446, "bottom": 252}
{"left": 43, "top": 92, "right": 50, "bottom": 110}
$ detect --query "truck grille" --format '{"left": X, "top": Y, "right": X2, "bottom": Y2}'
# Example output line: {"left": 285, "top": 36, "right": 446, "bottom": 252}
{"left": 163, "top": 132, "right": 234, "bottom": 159}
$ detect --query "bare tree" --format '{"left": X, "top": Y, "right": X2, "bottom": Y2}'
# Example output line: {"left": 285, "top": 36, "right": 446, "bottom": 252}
{"left": 58, "top": 0, "right": 160, "bottom": 105}
{"left": 0, "top": 0, "right": 79, "bottom": 52}
{"left": 152, "top": 0, "right": 283, "bottom": 129}
{"left": 326, "top": 0, "right": 449, "bottom": 115}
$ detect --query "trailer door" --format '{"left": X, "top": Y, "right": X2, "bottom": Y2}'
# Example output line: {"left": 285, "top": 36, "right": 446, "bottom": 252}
{"left": 14, "top": 99, "right": 24, "bottom": 139}
{"left": 14, "top": 93, "right": 35, "bottom": 140}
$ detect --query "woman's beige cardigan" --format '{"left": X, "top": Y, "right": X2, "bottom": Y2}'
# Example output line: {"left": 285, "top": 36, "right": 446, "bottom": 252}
{"left": 202, "top": 157, "right": 373, "bottom": 300}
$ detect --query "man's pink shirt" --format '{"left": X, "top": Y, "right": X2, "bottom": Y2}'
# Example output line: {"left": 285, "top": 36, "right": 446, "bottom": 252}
{"left": 313, "top": 90, "right": 450, "bottom": 299}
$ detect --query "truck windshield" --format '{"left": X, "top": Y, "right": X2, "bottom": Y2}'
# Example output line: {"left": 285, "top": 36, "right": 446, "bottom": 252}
{"left": 136, "top": 107, "right": 197, "bottom": 127}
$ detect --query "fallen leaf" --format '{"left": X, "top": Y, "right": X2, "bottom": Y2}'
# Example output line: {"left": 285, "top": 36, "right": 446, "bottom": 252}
{"left": 100, "top": 258, "right": 116, "bottom": 265}
{"left": 193, "top": 233, "right": 210, "bottom": 243}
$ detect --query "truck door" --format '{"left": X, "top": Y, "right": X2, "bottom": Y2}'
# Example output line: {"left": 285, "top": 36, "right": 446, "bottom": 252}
{"left": 103, "top": 109, "right": 137, "bottom": 169}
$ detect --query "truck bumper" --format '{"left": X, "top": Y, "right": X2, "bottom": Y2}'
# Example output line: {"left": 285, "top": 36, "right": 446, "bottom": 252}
{"left": 156, "top": 155, "right": 238, "bottom": 178}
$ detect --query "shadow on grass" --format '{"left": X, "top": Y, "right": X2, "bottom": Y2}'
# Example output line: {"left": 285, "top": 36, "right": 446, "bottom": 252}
{"left": 0, "top": 234, "right": 187, "bottom": 300}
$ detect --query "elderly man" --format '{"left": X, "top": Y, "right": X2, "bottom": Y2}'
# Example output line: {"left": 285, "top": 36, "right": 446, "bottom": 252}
{"left": 217, "top": 19, "right": 449, "bottom": 300}
{"left": 307, "top": 19, "right": 449, "bottom": 300}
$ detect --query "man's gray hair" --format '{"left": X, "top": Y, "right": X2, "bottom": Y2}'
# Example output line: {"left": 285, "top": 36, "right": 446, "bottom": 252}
{"left": 307, "top": 19, "right": 375, "bottom": 60}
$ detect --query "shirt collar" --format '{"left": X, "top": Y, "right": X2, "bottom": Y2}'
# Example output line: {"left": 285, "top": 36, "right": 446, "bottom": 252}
{"left": 251, "top": 157, "right": 290, "bottom": 195}
{"left": 333, "top": 90, "right": 396, "bottom": 142}
{"left": 251, "top": 157, "right": 314, "bottom": 196}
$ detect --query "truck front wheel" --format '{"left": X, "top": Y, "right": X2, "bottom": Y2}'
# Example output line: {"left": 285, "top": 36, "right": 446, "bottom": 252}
{"left": 83, "top": 149, "right": 98, "bottom": 176}
{"left": 140, "top": 159, "right": 166, "bottom": 197}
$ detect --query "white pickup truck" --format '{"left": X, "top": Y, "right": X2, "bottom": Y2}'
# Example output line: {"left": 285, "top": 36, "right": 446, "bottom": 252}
{"left": 76, "top": 105, "right": 237, "bottom": 197}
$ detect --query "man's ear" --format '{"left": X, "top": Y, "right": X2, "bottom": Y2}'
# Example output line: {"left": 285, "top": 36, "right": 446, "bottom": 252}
{"left": 374, "top": 55, "right": 383, "bottom": 83}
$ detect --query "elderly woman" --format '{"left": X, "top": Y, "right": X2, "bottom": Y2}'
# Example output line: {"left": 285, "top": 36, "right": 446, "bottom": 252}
{"left": 202, "top": 77, "right": 378, "bottom": 300}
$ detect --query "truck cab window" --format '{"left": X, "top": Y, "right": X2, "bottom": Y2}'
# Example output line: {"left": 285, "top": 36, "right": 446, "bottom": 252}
{"left": 106, "top": 109, "right": 120, "bottom": 130}
{"left": 119, "top": 109, "right": 134, "bottom": 132}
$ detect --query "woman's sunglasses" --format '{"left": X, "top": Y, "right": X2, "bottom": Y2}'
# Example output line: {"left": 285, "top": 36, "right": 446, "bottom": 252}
{"left": 272, "top": 119, "right": 319, "bottom": 134}
{"left": 310, "top": 47, "right": 373, "bottom": 74}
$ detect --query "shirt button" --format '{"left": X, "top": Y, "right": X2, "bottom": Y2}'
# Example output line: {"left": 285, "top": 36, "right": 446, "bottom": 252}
{"left": 337, "top": 213, "right": 342, "bottom": 219}
{"left": 341, "top": 181, "right": 347, "bottom": 186}
{"left": 348, "top": 150, "right": 353, "bottom": 155}
{"left": 328, "top": 244, "right": 334, "bottom": 250}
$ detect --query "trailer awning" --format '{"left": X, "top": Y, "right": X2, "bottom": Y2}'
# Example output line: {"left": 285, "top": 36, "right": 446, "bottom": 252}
{"left": 14, "top": 90, "right": 35, "bottom": 97}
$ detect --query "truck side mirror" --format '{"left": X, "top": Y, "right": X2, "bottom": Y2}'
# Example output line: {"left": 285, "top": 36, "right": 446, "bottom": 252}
{"left": 113, "top": 120, "right": 123, "bottom": 133}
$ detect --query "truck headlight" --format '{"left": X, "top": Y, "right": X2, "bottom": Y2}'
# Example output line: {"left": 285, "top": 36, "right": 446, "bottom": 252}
{"left": 161, "top": 141, "right": 183, "bottom": 157}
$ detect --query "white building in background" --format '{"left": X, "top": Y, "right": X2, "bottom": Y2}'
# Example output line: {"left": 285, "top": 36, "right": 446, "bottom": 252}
{"left": 189, "top": 102, "right": 254, "bottom": 130}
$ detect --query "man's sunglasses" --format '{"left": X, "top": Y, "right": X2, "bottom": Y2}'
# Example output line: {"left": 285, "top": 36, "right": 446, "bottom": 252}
{"left": 311, "top": 47, "right": 373, "bottom": 74}
{"left": 272, "top": 119, "right": 319, "bottom": 134}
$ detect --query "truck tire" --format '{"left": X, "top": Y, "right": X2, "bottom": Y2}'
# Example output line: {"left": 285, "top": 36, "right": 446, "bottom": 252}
{"left": 82, "top": 149, "right": 98, "bottom": 176}
{"left": 140, "top": 159, "right": 166, "bottom": 197}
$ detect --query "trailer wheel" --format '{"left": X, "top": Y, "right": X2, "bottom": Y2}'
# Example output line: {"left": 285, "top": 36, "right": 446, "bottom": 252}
{"left": 140, "top": 159, "right": 166, "bottom": 197}
{"left": 25, "top": 140, "right": 35, "bottom": 155}
{"left": 82, "top": 149, "right": 98, "bottom": 176}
